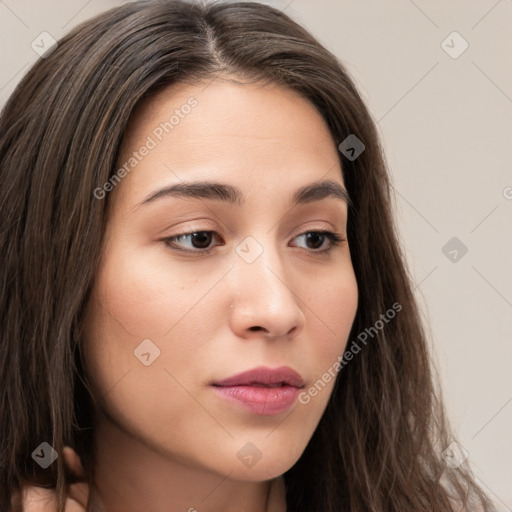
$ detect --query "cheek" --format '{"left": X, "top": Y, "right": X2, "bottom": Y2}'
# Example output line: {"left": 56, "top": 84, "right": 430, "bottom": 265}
{"left": 80, "top": 262, "right": 207, "bottom": 442}
{"left": 291, "top": 265, "right": 358, "bottom": 416}
{"left": 91, "top": 243, "right": 229, "bottom": 341}
{"left": 294, "top": 271, "right": 358, "bottom": 413}
{"left": 304, "top": 264, "right": 358, "bottom": 364}
{"left": 82, "top": 244, "right": 230, "bottom": 397}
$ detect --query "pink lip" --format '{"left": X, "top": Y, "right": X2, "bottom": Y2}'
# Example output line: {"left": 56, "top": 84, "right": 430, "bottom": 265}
{"left": 211, "top": 366, "right": 304, "bottom": 415}
{"left": 213, "top": 366, "right": 305, "bottom": 387}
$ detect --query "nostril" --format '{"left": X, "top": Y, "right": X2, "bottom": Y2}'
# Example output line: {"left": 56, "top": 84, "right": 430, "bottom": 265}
{"left": 249, "top": 325, "right": 268, "bottom": 333}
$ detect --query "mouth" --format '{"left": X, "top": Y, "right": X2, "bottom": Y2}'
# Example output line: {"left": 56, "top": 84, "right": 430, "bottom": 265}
{"left": 211, "top": 365, "right": 305, "bottom": 388}
{"left": 211, "top": 366, "right": 305, "bottom": 415}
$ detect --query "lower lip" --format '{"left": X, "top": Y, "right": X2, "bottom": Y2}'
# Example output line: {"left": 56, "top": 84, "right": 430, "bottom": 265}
{"left": 212, "top": 385, "right": 301, "bottom": 415}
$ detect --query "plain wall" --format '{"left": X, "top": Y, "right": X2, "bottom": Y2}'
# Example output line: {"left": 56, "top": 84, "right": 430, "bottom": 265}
{"left": 1, "top": 0, "right": 510, "bottom": 509}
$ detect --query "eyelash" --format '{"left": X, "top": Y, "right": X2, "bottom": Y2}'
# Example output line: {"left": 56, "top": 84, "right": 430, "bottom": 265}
{"left": 161, "top": 229, "right": 345, "bottom": 256}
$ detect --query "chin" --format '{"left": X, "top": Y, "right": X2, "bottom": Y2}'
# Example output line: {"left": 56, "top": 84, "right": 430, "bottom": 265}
{"left": 221, "top": 449, "right": 303, "bottom": 482}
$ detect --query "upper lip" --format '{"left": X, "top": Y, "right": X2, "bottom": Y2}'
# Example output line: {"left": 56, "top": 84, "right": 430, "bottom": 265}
{"left": 212, "top": 366, "right": 305, "bottom": 388}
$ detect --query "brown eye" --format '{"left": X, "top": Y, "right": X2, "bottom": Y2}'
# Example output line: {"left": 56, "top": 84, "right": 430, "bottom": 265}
{"left": 163, "top": 230, "right": 344, "bottom": 255}
{"left": 188, "top": 231, "right": 213, "bottom": 249}
{"left": 291, "top": 231, "right": 345, "bottom": 253}
{"left": 304, "top": 232, "right": 326, "bottom": 249}
{"left": 163, "top": 231, "right": 223, "bottom": 253}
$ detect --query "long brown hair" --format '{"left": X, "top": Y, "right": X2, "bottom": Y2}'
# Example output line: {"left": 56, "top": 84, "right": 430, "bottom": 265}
{"left": 0, "top": 1, "right": 494, "bottom": 511}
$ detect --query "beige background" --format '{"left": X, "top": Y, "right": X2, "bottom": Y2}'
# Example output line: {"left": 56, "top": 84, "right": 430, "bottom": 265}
{"left": 1, "top": 0, "right": 510, "bottom": 508}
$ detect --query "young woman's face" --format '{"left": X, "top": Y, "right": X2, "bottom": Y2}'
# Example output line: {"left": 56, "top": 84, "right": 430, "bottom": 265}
{"left": 83, "top": 78, "right": 358, "bottom": 481}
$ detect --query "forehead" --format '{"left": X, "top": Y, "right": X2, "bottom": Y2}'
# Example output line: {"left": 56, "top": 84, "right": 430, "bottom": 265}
{"left": 122, "top": 77, "right": 335, "bottom": 155}
{"left": 113, "top": 78, "right": 345, "bottom": 208}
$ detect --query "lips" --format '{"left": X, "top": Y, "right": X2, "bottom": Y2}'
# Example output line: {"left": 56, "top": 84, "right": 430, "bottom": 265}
{"left": 211, "top": 366, "right": 305, "bottom": 415}
{"left": 212, "top": 366, "right": 305, "bottom": 389}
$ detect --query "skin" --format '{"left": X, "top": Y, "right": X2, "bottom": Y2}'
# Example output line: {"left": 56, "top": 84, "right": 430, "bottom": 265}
{"left": 24, "top": 78, "right": 359, "bottom": 511}
{"left": 16, "top": 448, "right": 88, "bottom": 511}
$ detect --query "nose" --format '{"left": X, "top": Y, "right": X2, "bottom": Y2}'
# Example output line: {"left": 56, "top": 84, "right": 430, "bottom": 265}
{"left": 228, "top": 242, "right": 305, "bottom": 340}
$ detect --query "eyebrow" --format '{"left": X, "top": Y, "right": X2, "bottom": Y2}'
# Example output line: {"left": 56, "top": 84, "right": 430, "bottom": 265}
{"left": 138, "top": 179, "right": 352, "bottom": 209}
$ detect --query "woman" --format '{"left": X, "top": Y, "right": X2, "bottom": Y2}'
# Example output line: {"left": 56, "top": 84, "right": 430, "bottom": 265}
{"left": 0, "top": 1, "right": 495, "bottom": 511}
